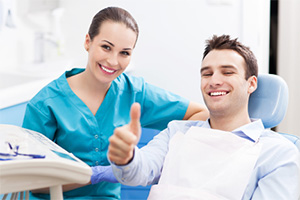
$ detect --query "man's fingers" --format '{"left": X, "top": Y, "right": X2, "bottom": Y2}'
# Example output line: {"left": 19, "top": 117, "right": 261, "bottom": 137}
{"left": 109, "top": 128, "right": 136, "bottom": 150}
{"left": 108, "top": 128, "right": 135, "bottom": 165}
{"left": 129, "top": 102, "right": 141, "bottom": 139}
{"left": 108, "top": 103, "right": 142, "bottom": 165}
{"left": 112, "top": 125, "right": 137, "bottom": 144}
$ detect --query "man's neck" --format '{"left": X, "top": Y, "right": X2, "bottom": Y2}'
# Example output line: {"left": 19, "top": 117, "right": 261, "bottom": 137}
{"left": 209, "top": 113, "right": 252, "bottom": 132}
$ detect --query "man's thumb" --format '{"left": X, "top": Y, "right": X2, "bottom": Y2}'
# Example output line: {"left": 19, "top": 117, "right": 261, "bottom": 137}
{"left": 129, "top": 102, "right": 141, "bottom": 138}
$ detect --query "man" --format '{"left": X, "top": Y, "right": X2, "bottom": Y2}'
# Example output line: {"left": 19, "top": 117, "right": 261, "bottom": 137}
{"left": 108, "top": 35, "right": 300, "bottom": 199}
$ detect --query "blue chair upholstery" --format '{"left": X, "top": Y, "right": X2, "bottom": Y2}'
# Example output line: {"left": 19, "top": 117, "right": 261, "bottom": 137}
{"left": 248, "top": 73, "right": 300, "bottom": 150}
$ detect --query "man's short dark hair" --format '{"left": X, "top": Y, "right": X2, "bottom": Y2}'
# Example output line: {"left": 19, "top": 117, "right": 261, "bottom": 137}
{"left": 203, "top": 35, "right": 258, "bottom": 79}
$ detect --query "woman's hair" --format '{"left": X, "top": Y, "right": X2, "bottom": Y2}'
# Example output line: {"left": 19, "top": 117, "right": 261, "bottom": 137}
{"left": 203, "top": 35, "right": 258, "bottom": 79}
{"left": 88, "top": 7, "right": 139, "bottom": 44}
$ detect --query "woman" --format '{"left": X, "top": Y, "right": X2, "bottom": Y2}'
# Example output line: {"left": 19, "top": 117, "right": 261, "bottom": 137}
{"left": 22, "top": 7, "right": 208, "bottom": 199}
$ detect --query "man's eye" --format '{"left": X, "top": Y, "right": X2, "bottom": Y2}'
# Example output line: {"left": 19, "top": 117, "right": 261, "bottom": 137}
{"left": 101, "top": 45, "right": 110, "bottom": 50}
{"left": 224, "top": 71, "right": 234, "bottom": 75}
{"left": 202, "top": 73, "right": 212, "bottom": 77}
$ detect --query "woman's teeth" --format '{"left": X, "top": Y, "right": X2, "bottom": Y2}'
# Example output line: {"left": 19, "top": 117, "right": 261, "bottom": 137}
{"left": 100, "top": 65, "right": 115, "bottom": 73}
{"left": 210, "top": 92, "right": 227, "bottom": 96}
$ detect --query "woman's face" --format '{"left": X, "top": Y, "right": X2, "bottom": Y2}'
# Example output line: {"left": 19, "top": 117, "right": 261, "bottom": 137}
{"left": 85, "top": 21, "right": 137, "bottom": 84}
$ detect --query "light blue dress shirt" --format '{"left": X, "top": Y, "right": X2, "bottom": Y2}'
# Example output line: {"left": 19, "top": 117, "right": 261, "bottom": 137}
{"left": 22, "top": 68, "right": 189, "bottom": 199}
{"left": 111, "top": 119, "right": 300, "bottom": 200}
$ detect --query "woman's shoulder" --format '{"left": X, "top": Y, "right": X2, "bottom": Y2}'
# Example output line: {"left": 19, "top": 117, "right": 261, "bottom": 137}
{"left": 29, "top": 71, "right": 68, "bottom": 104}
{"left": 113, "top": 73, "right": 146, "bottom": 91}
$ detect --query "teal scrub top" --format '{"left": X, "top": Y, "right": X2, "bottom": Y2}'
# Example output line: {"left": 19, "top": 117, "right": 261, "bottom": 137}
{"left": 22, "top": 68, "right": 189, "bottom": 199}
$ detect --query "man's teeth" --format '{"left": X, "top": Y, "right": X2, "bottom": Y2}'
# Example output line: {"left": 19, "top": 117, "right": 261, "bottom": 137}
{"left": 101, "top": 65, "right": 115, "bottom": 73}
{"left": 210, "top": 92, "right": 227, "bottom": 96}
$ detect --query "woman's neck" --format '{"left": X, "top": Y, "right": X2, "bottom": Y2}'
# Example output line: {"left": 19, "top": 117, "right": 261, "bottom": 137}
{"left": 67, "top": 69, "right": 111, "bottom": 115}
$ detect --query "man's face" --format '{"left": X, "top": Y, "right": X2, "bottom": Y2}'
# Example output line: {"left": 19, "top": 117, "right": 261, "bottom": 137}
{"left": 200, "top": 49, "right": 257, "bottom": 118}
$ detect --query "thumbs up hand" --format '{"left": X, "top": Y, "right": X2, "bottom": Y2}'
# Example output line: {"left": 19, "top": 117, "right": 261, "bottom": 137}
{"left": 108, "top": 103, "right": 141, "bottom": 165}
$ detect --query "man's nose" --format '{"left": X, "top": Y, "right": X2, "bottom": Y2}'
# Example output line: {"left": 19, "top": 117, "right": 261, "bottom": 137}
{"left": 209, "top": 73, "right": 223, "bottom": 86}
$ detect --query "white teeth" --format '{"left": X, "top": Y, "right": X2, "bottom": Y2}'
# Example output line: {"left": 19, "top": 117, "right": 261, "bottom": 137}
{"left": 101, "top": 65, "right": 115, "bottom": 73}
{"left": 210, "top": 92, "right": 227, "bottom": 96}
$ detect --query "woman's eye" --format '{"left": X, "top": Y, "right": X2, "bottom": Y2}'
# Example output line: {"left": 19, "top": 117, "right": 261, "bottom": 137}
{"left": 121, "top": 51, "right": 130, "bottom": 56}
{"left": 101, "top": 45, "right": 110, "bottom": 50}
{"left": 224, "top": 71, "right": 234, "bottom": 75}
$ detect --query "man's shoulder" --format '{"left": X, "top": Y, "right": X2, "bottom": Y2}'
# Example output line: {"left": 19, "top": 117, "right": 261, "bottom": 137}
{"left": 260, "top": 130, "right": 299, "bottom": 154}
{"left": 167, "top": 120, "right": 206, "bottom": 133}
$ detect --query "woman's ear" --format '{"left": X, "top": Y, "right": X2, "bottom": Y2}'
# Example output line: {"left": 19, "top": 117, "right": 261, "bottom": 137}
{"left": 84, "top": 34, "right": 91, "bottom": 51}
{"left": 248, "top": 75, "right": 257, "bottom": 94}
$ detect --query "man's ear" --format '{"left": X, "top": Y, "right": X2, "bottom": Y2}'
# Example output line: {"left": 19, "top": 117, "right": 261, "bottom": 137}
{"left": 84, "top": 34, "right": 91, "bottom": 51}
{"left": 248, "top": 75, "right": 257, "bottom": 94}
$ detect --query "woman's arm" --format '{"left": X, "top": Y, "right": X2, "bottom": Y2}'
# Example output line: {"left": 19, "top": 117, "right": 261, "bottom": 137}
{"left": 182, "top": 101, "right": 209, "bottom": 120}
{"left": 31, "top": 165, "right": 118, "bottom": 193}
{"left": 31, "top": 182, "right": 90, "bottom": 194}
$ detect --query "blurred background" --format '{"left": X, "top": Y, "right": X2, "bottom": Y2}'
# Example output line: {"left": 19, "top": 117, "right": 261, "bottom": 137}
{"left": 0, "top": 0, "right": 299, "bottom": 136}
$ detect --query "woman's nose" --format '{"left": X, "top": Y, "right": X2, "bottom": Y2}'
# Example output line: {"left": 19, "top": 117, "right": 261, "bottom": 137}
{"left": 107, "top": 53, "right": 118, "bottom": 66}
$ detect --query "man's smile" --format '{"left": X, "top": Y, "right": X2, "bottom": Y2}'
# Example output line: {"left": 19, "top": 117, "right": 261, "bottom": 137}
{"left": 209, "top": 91, "right": 228, "bottom": 96}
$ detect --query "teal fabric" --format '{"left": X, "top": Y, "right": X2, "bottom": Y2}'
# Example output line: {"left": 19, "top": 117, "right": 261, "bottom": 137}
{"left": 22, "top": 68, "right": 189, "bottom": 199}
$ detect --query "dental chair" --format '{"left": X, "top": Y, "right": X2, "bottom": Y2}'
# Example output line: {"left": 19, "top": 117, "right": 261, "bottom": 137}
{"left": 248, "top": 73, "right": 300, "bottom": 150}
{"left": 121, "top": 73, "right": 300, "bottom": 200}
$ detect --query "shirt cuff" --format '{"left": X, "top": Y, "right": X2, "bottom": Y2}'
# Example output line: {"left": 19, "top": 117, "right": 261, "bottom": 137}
{"left": 109, "top": 146, "right": 140, "bottom": 185}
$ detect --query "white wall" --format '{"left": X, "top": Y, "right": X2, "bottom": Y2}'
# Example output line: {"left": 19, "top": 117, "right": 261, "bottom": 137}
{"left": 0, "top": 0, "right": 270, "bottom": 105}
{"left": 59, "top": 0, "right": 270, "bottom": 103}
{"left": 277, "top": 0, "right": 300, "bottom": 137}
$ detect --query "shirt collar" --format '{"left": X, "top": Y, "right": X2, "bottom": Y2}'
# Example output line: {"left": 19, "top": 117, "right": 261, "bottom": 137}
{"left": 202, "top": 120, "right": 212, "bottom": 129}
{"left": 232, "top": 119, "right": 264, "bottom": 142}
{"left": 204, "top": 118, "right": 264, "bottom": 143}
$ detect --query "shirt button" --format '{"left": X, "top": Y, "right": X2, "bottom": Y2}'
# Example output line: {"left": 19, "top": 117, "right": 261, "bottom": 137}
{"left": 94, "top": 135, "right": 98, "bottom": 139}
{"left": 95, "top": 148, "right": 99, "bottom": 152}
{"left": 95, "top": 161, "right": 99, "bottom": 165}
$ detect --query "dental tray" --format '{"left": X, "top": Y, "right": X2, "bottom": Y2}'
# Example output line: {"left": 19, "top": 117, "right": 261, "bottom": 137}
{"left": 0, "top": 124, "right": 92, "bottom": 199}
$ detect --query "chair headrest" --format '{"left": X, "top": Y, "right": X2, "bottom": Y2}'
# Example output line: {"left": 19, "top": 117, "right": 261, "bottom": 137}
{"left": 248, "top": 74, "right": 289, "bottom": 129}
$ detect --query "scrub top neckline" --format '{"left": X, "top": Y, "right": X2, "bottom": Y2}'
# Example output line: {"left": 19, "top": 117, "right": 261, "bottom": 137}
{"left": 59, "top": 68, "right": 114, "bottom": 119}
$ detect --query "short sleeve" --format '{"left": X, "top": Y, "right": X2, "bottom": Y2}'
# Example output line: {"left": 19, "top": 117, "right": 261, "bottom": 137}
{"left": 22, "top": 101, "right": 57, "bottom": 140}
{"left": 140, "top": 82, "right": 189, "bottom": 130}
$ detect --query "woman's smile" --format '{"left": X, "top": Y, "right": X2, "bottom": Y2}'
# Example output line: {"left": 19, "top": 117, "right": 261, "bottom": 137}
{"left": 99, "top": 64, "right": 117, "bottom": 75}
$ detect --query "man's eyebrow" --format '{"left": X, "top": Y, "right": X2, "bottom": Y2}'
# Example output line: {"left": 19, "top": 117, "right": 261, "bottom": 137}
{"left": 221, "top": 65, "right": 237, "bottom": 70}
{"left": 200, "top": 65, "right": 238, "bottom": 74}
{"left": 200, "top": 66, "right": 210, "bottom": 73}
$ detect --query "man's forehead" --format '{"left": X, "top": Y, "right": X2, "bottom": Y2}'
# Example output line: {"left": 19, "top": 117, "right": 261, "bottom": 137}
{"left": 201, "top": 50, "right": 246, "bottom": 71}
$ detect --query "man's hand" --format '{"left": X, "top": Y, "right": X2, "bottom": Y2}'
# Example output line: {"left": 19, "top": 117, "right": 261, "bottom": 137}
{"left": 108, "top": 103, "right": 141, "bottom": 165}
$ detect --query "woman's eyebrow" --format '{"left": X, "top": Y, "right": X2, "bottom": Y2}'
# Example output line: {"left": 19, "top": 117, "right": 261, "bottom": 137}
{"left": 102, "top": 40, "right": 132, "bottom": 51}
{"left": 103, "top": 40, "right": 114, "bottom": 47}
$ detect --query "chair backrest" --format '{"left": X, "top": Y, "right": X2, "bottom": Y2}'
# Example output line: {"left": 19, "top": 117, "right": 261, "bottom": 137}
{"left": 248, "top": 74, "right": 300, "bottom": 150}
